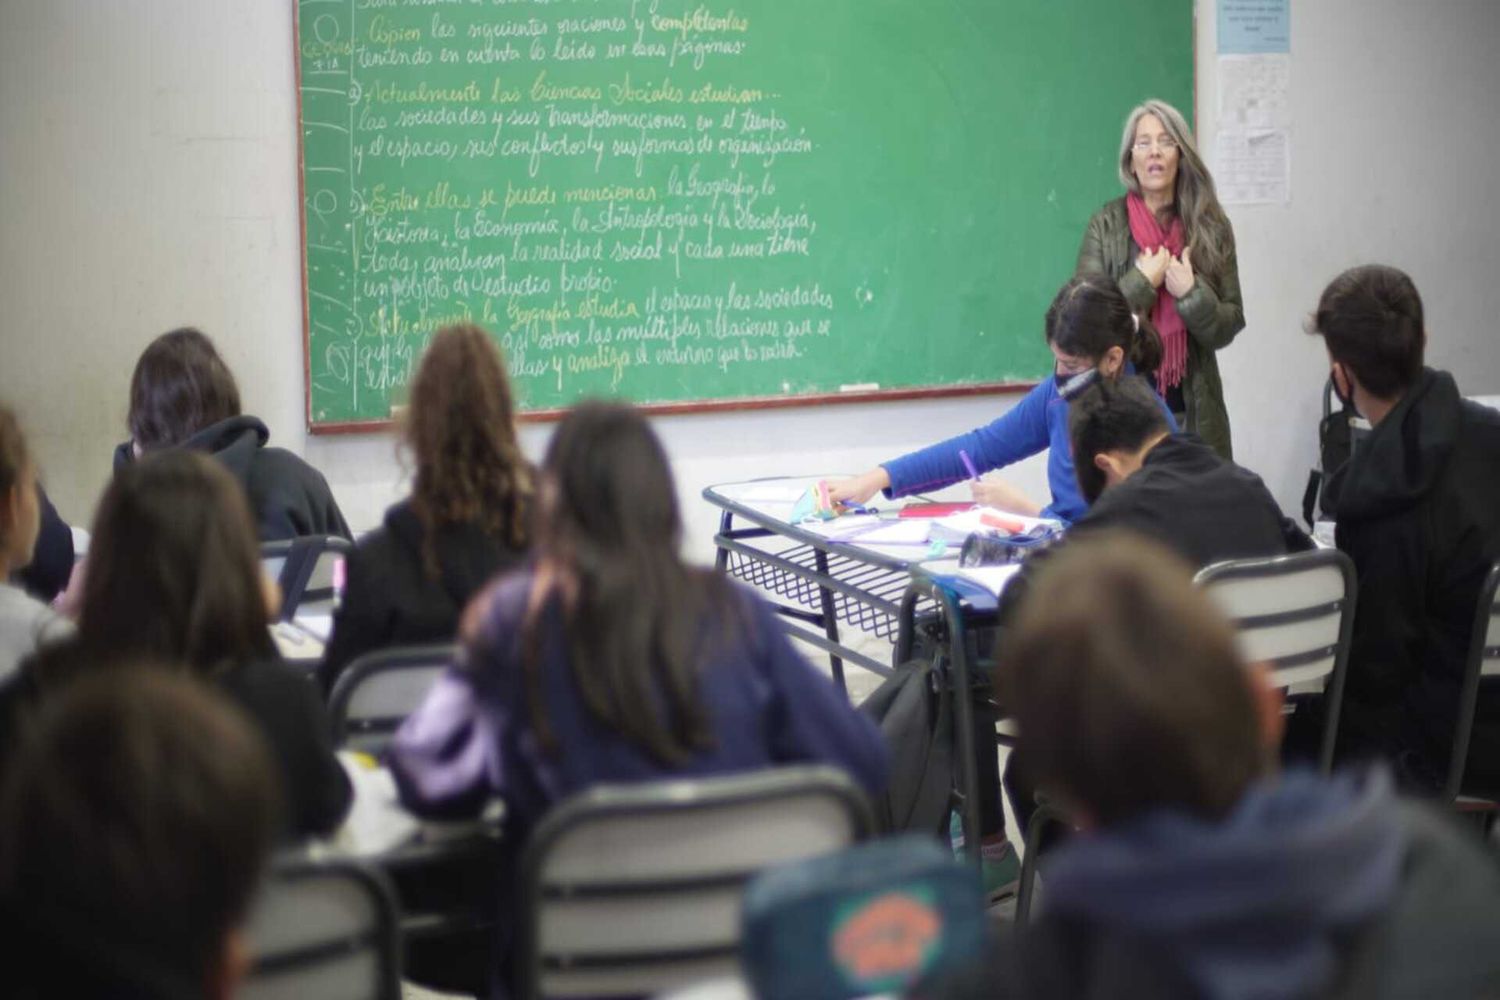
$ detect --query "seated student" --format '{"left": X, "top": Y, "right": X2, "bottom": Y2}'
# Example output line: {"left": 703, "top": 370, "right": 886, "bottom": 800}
{"left": 829, "top": 274, "right": 1175, "bottom": 523}
{"left": 2, "top": 450, "right": 351, "bottom": 837}
{"left": 0, "top": 668, "right": 280, "bottom": 1000}
{"left": 117, "top": 327, "right": 349, "bottom": 540}
{"left": 1309, "top": 265, "right": 1500, "bottom": 793}
{"left": 932, "top": 533, "right": 1500, "bottom": 1000}
{"left": 15, "top": 487, "right": 73, "bottom": 603}
{"left": 998, "top": 378, "right": 1311, "bottom": 840}
{"left": 390, "top": 402, "right": 889, "bottom": 993}
{"left": 1062, "top": 375, "right": 1310, "bottom": 563}
{"left": 0, "top": 407, "right": 71, "bottom": 680}
{"left": 320, "top": 324, "right": 532, "bottom": 695}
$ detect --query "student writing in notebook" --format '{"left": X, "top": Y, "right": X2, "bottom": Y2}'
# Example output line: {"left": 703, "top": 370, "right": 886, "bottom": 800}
{"left": 320, "top": 324, "right": 533, "bottom": 695}
{"left": 827, "top": 275, "right": 1175, "bottom": 524}
{"left": 390, "top": 402, "right": 889, "bottom": 996}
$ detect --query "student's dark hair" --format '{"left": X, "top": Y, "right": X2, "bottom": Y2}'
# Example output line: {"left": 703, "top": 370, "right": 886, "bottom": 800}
{"left": 1046, "top": 275, "right": 1162, "bottom": 375}
{"left": 129, "top": 327, "right": 242, "bottom": 450}
{"left": 1002, "top": 531, "right": 1266, "bottom": 826}
{"left": 1069, "top": 377, "right": 1172, "bottom": 503}
{"left": 406, "top": 324, "right": 533, "bottom": 578}
{"left": 0, "top": 667, "right": 280, "bottom": 1000}
{"left": 1309, "top": 265, "right": 1425, "bottom": 399}
{"left": 68, "top": 450, "right": 273, "bottom": 681}
{"left": 518, "top": 401, "right": 732, "bottom": 766}
{"left": 0, "top": 406, "right": 32, "bottom": 551}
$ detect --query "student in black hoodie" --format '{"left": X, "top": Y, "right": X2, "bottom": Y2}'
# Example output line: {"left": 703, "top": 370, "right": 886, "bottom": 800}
{"left": 1064, "top": 375, "right": 1309, "bottom": 563}
{"left": 116, "top": 328, "right": 349, "bottom": 541}
{"left": 933, "top": 534, "right": 1500, "bottom": 1000}
{"left": 1310, "top": 265, "right": 1500, "bottom": 794}
{"left": 319, "top": 325, "right": 532, "bottom": 696}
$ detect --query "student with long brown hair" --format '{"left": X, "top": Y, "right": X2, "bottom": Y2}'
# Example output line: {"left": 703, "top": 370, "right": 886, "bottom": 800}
{"left": 0, "top": 450, "right": 350, "bottom": 838}
{"left": 390, "top": 402, "right": 888, "bottom": 990}
{"left": 320, "top": 324, "right": 533, "bottom": 694}
{"left": 0, "top": 406, "right": 70, "bottom": 680}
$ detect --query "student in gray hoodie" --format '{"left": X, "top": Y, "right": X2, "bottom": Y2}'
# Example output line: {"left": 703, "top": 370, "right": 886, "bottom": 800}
{"left": 932, "top": 532, "right": 1500, "bottom": 1000}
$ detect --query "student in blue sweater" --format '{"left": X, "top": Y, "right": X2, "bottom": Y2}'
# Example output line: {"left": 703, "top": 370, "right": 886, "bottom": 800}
{"left": 829, "top": 275, "right": 1173, "bottom": 523}
{"left": 390, "top": 402, "right": 890, "bottom": 996}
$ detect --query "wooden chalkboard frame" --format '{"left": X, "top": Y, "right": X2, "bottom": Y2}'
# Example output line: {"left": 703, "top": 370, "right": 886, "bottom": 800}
{"left": 294, "top": 2, "right": 1195, "bottom": 435}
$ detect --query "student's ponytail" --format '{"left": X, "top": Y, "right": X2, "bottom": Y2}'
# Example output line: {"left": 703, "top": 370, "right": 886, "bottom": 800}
{"left": 1045, "top": 274, "right": 1157, "bottom": 377}
{"left": 1131, "top": 312, "right": 1163, "bottom": 376}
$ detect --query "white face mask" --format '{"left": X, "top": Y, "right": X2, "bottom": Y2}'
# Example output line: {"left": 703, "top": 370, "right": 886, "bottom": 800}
{"left": 1056, "top": 368, "right": 1100, "bottom": 400}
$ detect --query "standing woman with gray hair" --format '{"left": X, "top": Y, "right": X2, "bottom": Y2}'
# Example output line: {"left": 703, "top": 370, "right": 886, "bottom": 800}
{"left": 1077, "top": 99, "right": 1244, "bottom": 459}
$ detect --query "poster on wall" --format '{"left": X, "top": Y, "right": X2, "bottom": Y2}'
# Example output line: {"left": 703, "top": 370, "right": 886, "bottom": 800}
{"left": 1217, "top": 0, "right": 1290, "bottom": 55}
{"left": 1215, "top": 1, "right": 1291, "bottom": 204}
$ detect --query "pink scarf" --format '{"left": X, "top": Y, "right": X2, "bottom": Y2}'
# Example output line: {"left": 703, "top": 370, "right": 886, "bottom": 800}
{"left": 1126, "top": 192, "right": 1188, "bottom": 392}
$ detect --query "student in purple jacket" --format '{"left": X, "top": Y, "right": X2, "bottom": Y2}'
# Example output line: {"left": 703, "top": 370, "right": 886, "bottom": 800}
{"left": 390, "top": 401, "right": 890, "bottom": 994}
{"left": 829, "top": 275, "right": 1174, "bottom": 524}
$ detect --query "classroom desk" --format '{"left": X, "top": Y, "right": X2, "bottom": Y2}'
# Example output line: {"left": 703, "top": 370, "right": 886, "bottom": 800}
{"left": 703, "top": 477, "right": 958, "bottom": 693}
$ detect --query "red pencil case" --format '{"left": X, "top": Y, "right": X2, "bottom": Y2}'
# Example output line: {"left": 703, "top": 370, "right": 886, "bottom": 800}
{"left": 897, "top": 503, "right": 975, "bottom": 518}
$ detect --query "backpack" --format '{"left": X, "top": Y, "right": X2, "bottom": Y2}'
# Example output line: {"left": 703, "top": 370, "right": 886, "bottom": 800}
{"left": 1302, "top": 376, "right": 1368, "bottom": 527}
{"left": 860, "top": 655, "right": 955, "bottom": 837}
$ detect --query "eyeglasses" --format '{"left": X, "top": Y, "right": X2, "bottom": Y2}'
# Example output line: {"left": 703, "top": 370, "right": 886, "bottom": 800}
{"left": 1133, "top": 137, "right": 1179, "bottom": 153}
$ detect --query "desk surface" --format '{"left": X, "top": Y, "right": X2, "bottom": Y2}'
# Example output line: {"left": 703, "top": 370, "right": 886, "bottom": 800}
{"left": 705, "top": 476, "right": 963, "bottom": 570}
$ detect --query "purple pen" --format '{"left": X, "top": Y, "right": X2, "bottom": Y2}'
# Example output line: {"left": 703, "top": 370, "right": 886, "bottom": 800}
{"left": 959, "top": 449, "right": 980, "bottom": 481}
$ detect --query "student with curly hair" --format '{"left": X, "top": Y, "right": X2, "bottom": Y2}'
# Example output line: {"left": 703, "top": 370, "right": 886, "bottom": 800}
{"left": 320, "top": 325, "right": 533, "bottom": 695}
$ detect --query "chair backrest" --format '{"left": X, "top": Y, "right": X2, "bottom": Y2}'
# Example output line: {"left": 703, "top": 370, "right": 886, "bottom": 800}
{"left": 261, "top": 535, "right": 352, "bottom": 622}
{"left": 328, "top": 644, "right": 455, "bottom": 756}
{"left": 1445, "top": 563, "right": 1500, "bottom": 801}
{"left": 516, "top": 766, "right": 874, "bottom": 1000}
{"left": 241, "top": 853, "right": 401, "bottom": 1000}
{"left": 1195, "top": 548, "right": 1357, "bottom": 694}
{"left": 1195, "top": 549, "right": 1357, "bottom": 772}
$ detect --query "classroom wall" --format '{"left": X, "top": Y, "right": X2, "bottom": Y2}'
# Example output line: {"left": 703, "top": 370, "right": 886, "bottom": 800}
{"left": 1, "top": 0, "right": 1497, "bottom": 564}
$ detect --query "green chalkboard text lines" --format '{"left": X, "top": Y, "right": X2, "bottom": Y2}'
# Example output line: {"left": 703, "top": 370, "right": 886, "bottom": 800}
{"left": 302, "top": 0, "right": 854, "bottom": 420}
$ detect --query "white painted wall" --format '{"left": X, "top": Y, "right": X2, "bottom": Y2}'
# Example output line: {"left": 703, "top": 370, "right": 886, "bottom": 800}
{"left": 1, "top": 0, "right": 1496, "bottom": 565}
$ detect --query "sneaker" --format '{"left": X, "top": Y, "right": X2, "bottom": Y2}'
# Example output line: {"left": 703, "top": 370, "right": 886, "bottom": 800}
{"left": 980, "top": 840, "right": 1021, "bottom": 903}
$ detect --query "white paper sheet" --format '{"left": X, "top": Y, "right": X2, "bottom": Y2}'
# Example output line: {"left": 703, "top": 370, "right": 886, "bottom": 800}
{"left": 957, "top": 564, "right": 1023, "bottom": 597}
{"left": 1215, "top": 128, "right": 1290, "bottom": 204}
{"left": 737, "top": 484, "right": 809, "bottom": 503}
{"left": 1218, "top": 54, "right": 1290, "bottom": 129}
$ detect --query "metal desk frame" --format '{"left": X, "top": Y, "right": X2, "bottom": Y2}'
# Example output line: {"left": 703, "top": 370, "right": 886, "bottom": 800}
{"left": 704, "top": 479, "right": 946, "bottom": 694}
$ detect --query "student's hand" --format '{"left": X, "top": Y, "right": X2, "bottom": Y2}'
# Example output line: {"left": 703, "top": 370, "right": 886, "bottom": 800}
{"left": 826, "top": 469, "right": 890, "bottom": 507}
{"left": 1135, "top": 246, "right": 1172, "bottom": 289}
{"left": 1165, "top": 245, "right": 1196, "bottom": 298}
{"left": 970, "top": 478, "right": 1043, "bottom": 517}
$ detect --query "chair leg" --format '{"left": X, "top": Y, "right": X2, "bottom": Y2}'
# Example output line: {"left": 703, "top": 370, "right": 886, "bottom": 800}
{"left": 1015, "top": 802, "right": 1066, "bottom": 926}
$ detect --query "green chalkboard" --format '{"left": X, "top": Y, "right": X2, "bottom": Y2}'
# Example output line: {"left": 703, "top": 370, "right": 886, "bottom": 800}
{"left": 297, "top": 0, "right": 1192, "bottom": 428}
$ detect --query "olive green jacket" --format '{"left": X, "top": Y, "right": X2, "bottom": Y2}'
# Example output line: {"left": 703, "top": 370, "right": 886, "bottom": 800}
{"left": 1076, "top": 197, "right": 1244, "bottom": 459}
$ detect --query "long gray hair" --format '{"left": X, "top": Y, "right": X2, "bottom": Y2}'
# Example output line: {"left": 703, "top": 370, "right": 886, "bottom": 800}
{"left": 1117, "top": 99, "right": 1233, "bottom": 287}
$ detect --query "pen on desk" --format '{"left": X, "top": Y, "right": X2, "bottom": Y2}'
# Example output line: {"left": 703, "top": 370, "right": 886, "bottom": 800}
{"left": 960, "top": 449, "right": 980, "bottom": 482}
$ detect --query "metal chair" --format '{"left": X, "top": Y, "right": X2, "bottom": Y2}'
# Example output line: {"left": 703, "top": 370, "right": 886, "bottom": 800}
{"left": 328, "top": 644, "right": 455, "bottom": 757}
{"left": 241, "top": 853, "right": 402, "bottom": 1000}
{"left": 1445, "top": 563, "right": 1500, "bottom": 805}
{"left": 261, "top": 535, "right": 352, "bottom": 623}
{"left": 1195, "top": 548, "right": 1358, "bottom": 773}
{"left": 515, "top": 766, "right": 874, "bottom": 999}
